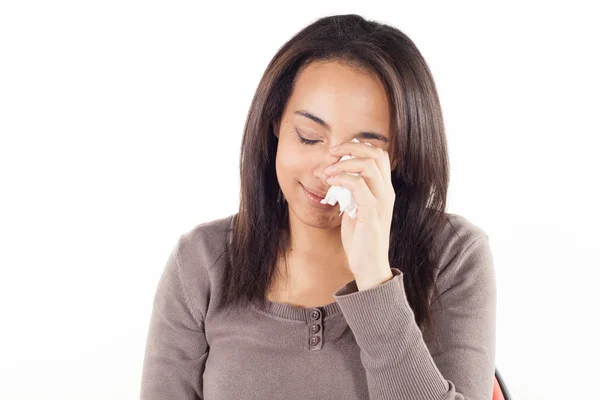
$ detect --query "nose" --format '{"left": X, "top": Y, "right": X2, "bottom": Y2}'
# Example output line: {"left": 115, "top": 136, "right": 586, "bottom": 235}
{"left": 313, "top": 153, "right": 342, "bottom": 183}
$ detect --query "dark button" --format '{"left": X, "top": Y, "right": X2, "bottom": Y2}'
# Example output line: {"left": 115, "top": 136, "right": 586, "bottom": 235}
{"left": 310, "top": 336, "right": 320, "bottom": 346}
{"left": 310, "top": 310, "right": 321, "bottom": 320}
{"left": 310, "top": 324, "right": 320, "bottom": 334}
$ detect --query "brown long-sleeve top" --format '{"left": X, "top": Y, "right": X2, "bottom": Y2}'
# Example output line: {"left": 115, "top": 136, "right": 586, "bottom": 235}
{"left": 140, "top": 212, "right": 496, "bottom": 399}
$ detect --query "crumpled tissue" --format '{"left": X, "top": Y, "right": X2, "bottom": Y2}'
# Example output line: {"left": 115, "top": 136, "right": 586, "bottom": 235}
{"left": 319, "top": 138, "right": 372, "bottom": 219}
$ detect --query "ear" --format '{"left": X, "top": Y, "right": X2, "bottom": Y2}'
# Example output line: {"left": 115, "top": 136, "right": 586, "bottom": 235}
{"left": 272, "top": 119, "right": 281, "bottom": 139}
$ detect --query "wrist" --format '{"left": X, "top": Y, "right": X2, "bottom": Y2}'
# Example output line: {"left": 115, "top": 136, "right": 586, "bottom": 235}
{"left": 355, "top": 269, "right": 394, "bottom": 291}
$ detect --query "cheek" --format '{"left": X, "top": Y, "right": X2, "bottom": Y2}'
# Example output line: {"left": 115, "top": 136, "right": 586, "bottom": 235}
{"left": 278, "top": 158, "right": 306, "bottom": 182}
{"left": 277, "top": 144, "right": 311, "bottom": 173}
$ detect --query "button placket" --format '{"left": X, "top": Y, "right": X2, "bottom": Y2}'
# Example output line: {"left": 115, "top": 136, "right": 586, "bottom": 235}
{"left": 308, "top": 307, "right": 324, "bottom": 351}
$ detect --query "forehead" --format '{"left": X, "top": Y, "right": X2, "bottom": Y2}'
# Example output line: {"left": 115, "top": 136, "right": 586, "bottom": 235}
{"left": 287, "top": 61, "right": 391, "bottom": 134}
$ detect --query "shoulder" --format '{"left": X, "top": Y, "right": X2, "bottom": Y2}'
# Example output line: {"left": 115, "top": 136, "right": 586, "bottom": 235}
{"left": 432, "top": 212, "right": 495, "bottom": 298}
{"left": 441, "top": 212, "right": 488, "bottom": 245}
{"left": 176, "top": 212, "right": 236, "bottom": 266}
{"left": 437, "top": 212, "right": 490, "bottom": 262}
{"left": 170, "top": 212, "right": 237, "bottom": 317}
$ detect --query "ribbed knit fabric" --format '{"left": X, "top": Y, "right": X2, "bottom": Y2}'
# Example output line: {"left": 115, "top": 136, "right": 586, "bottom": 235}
{"left": 140, "top": 212, "right": 496, "bottom": 399}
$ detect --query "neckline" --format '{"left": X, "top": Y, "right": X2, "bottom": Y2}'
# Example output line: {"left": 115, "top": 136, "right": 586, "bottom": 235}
{"left": 227, "top": 213, "right": 345, "bottom": 322}
{"left": 250, "top": 295, "right": 343, "bottom": 322}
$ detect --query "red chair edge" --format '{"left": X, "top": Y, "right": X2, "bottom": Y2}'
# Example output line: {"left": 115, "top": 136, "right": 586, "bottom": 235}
{"left": 493, "top": 368, "right": 511, "bottom": 400}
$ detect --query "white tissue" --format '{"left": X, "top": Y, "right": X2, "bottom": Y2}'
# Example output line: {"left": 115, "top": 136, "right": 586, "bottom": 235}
{"left": 320, "top": 138, "right": 372, "bottom": 219}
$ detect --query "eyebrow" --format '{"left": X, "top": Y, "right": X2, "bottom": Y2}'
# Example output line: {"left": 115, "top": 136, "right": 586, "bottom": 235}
{"left": 294, "top": 109, "right": 390, "bottom": 143}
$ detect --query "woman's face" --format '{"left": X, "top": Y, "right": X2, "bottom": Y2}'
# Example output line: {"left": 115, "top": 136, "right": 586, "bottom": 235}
{"left": 273, "top": 60, "right": 395, "bottom": 225}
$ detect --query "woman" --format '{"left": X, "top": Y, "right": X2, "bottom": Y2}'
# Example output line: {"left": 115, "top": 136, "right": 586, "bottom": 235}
{"left": 140, "top": 14, "right": 496, "bottom": 400}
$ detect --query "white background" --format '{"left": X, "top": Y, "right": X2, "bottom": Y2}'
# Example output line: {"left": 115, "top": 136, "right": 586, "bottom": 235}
{"left": 1, "top": 1, "right": 598, "bottom": 399}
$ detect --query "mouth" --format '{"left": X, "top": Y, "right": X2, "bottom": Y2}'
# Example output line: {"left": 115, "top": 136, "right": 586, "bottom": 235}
{"left": 301, "top": 183, "right": 334, "bottom": 209}
{"left": 302, "top": 186, "right": 327, "bottom": 199}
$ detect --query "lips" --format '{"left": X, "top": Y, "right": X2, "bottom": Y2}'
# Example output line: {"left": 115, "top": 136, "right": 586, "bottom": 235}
{"left": 303, "top": 186, "right": 327, "bottom": 199}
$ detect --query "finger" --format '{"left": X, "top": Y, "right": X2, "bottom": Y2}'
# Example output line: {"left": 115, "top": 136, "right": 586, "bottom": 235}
{"left": 324, "top": 157, "right": 387, "bottom": 200}
{"left": 325, "top": 173, "right": 378, "bottom": 221}
{"left": 329, "top": 142, "right": 392, "bottom": 184}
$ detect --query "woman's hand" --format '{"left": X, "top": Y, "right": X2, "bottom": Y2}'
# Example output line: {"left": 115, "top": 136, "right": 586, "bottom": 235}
{"left": 324, "top": 141, "right": 396, "bottom": 290}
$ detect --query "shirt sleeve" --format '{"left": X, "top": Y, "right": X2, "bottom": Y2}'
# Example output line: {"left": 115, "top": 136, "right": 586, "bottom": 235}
{"left": 333, "top": 235, "right": 496, "bottom": 400}
{"left": 140, "top": 239, "right": 209, "bottom": 400}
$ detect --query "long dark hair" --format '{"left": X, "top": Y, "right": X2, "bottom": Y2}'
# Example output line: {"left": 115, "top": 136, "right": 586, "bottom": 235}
{"left": 221, "top": 14, "right": 451, "bottom": 343}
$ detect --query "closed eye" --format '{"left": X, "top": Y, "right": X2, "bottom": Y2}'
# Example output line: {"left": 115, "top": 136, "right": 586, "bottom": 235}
{"left": 295, "top": 128, "right": 321, "bottom": 145}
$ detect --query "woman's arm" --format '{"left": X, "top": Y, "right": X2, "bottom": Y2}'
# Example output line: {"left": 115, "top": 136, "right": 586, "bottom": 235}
{"left": 140, "top": 240, "right": 209, "bottom": 400}
{"left": 333, "top": 234, "right": 496, "bottom": 399}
